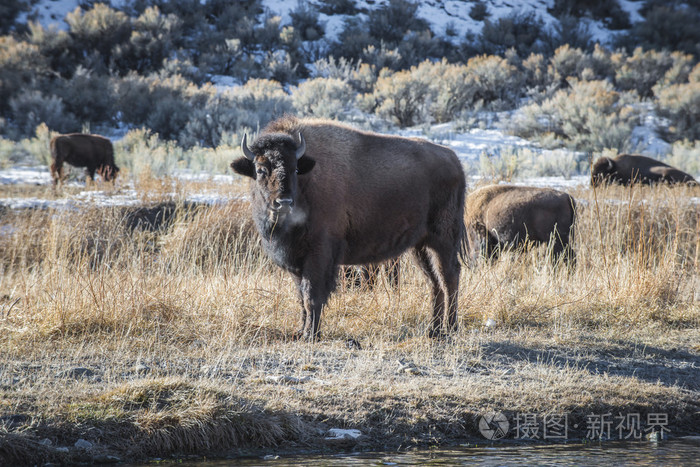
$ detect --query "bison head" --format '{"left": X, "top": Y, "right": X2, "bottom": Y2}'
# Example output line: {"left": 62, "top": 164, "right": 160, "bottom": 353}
{"left": 590, "top": 157, "right": 617, "bottom": 187}
{"left": 231, "top": 132, "right": 315, "bottom": 218}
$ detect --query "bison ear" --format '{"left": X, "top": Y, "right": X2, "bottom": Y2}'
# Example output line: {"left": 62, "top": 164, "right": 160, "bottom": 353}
{"left": 296, "top": 155, "right": 315, "bottom": 175}
{"left": 231, "top": 157, "right": 256, "bottom": 179}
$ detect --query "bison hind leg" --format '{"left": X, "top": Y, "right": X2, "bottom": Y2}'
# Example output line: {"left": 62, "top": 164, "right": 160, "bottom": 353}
{"left": 50, "top": 161, "right": 64, "bottom": 187}
{"left": 414, "top": 244, "right": 461, "bottom": 338}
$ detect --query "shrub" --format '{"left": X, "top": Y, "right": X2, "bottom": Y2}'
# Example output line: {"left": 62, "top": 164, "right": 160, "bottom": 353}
{"left": 548, "top": 0, "right": 630, "bottom": 30}
{"left": 290, "top": 2, "right": 324, "bottom": 41}
{"left": 469, "top": 2, "right": 489, "bottom": 21}
{"left": 317, "top": 0, "right": 358, "bottom": 15}
{"left": 543, "top": 15, "right": 593, "bottom": 53}
{"left": 0, "top": 0, "right": 26, "bottom": 34}
{"left": 368, "top": 0, "right": 430, "bottom": 45}
{"left": 312, "top": 56, "right": 378, "bottom": 93}
{"left": 371, "top": 67, "right": 433, "bottom": 127}
{"left": 512, "top": 79, "right": 640, "bottom": 151}
{"left": 179, "top": 86, "right": 238, "bottom": 148}
{"left": 292, "top": 78, "right": 356, "bottom": 119}
{"left": 115, "top": 128, "right": 183, "bottom": 177}
{"left": 111, "top": 6, "right": 181, "bottom": 74}
{"left": 666, "top": 140, "right": 700, "bottom": 176}
{"left": 654, "top": 79, "right": 700, "bottom": 142}
{"left": 8, "top": 90, "right": 79, "bottom": 137}
{"left": 25, "top": 22, "right": 74, "bottom": 76}
{"left": 228, "top": 79, "right": 294, "bottom": 132}
{"left": 0, "top": 36, "right": 48, "bottom": 114}
{"left": 65, "top": 4, "right": 131, "bottom": 69}
{"left": 480, "top": 11, "right": 545, "bottom": 57}
{"left": 614, "top": 48, "right": 691, "bottom": 98}
{"left": 620, "top": 5, "right": 700, "bottom": 56}
{"left": 56, "top": 66, "right": 115, "bottom": 124}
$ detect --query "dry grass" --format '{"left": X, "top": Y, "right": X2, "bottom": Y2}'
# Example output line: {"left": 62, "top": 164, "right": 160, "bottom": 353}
{"left": 0, "top": 179, "right": 699, "bottom": 464}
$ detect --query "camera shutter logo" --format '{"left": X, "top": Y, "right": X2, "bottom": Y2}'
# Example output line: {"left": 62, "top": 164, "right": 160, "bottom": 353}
{"left": 479, "top": 412, "right": 509, "bottom": 440}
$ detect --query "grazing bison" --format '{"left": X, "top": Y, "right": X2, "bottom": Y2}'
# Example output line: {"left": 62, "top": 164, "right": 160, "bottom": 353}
{"left": 466, "top": 185, "right": 576, "bottom": 266}
{"left": 231, "top": 116, "right": 467, "bottom": 340}
{"left": 591, "top": 154, "right": 697, "bottom": 186}
{"left": 50, "top": 133, "right": 119, "bottom": 186}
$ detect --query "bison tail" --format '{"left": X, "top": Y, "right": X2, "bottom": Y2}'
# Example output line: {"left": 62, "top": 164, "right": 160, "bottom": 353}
{"left": 459, "top": 221, "right": 470, "bottom": 264}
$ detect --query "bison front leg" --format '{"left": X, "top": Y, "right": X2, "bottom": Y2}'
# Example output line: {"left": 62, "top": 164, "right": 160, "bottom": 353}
{"left": 299, "top": 259, "right": 339, "bottom": 341}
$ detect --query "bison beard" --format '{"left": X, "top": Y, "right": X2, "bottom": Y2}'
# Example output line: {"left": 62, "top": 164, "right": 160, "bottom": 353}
{"left": 231, "top": 117, "right": 468, "bottom": 341}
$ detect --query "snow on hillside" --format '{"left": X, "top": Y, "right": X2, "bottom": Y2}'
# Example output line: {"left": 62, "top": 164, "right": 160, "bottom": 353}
{"left": 19, "top": 0, "right": 644, "bottom": 47}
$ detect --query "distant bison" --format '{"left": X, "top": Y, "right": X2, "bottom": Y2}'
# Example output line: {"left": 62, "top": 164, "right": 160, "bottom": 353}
{"left": 591, "top": 154, "right": 696, "bottom": 186}
{"left": 230, "top": 116, "right": 467, "bottom": 340}
{"left": 466, "top": 185, "right": 576, "bottom": 265}
{"left": 50, "top": 133, "right": 119, "bottom": 186}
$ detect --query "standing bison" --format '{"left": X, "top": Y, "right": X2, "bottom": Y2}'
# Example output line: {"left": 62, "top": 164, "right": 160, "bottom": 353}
{"left": 466, "top": 185, "right": 576, "bottom": 266}
{"left": 231, "top": 116, "right": 468, "bottom": 340}
{"left": 591, "top": 154, "right": 697, "bottom": 186}
{"left": 50, "top": 133, "right": 119, "bottom": 186}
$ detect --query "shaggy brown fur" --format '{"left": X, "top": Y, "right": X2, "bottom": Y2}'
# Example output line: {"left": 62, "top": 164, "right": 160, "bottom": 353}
{"left": 466, "top": 185, "right": 576, "bottom": 265}
{"left": 50, "top": 133, "right": 119, "bottom": 185}
{"left": 231, "top": 116, "right": 467, "bottom": 340}
{"left": 591, "top": 154, "right": 696, "bottom": 186}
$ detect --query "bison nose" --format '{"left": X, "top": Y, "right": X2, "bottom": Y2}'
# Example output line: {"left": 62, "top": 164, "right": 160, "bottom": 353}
{"left": 273, "top": 198, "right": 294, "bottom": 211}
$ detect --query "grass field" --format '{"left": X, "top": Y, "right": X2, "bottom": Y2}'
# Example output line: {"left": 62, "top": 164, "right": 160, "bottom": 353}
{"left": 0, "top": 179, "right": 699, "bottom": 464}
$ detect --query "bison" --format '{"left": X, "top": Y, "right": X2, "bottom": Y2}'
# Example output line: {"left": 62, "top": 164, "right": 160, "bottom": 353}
{"left": 591, "top": 154, "right": 697, "bottom": 186}
{"left": 50, "top": 133, "right": 119, "bottom": 186}
{"left": 230, "top": 116, "right": 468, "bottom": 340}
{"left": 466, "top": 185, "right": 576, "bottom": 266}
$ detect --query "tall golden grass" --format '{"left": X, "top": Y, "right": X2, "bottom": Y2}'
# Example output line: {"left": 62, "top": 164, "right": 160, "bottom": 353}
{"left": 0, "top": 180, "right": 698, "bottom": 462}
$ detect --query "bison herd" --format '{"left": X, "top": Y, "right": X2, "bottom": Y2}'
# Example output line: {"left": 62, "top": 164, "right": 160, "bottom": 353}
{"left": 50, "top": 122, "right": 697, "bottom": 341}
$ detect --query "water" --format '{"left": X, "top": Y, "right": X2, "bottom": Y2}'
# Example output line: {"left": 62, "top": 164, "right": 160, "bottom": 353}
{"left": 179, "top": 438, "right": 700, "bottom": 466}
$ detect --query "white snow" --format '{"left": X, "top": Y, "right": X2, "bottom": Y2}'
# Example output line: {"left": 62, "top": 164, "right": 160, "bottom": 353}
{"left": 17, "top": 0, "right": 646, "bottom": 48}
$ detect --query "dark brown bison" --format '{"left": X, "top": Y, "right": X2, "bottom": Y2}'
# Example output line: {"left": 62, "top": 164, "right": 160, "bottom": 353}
{"left": 466, "top": 185, "right": 576, "bottom": 265}
{"left": 231, "top": 116, "right": 467, "bottom": 340}
{"left": 591, "top": 154, "right": 697, "bottom": 186}
{"left": 50, "top": 133, "right": 119, "bottom": 186}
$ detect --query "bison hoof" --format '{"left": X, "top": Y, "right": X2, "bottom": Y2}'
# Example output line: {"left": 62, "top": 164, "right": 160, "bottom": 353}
{"left": 428, "top": 328, "right": 446, "bottom": 340}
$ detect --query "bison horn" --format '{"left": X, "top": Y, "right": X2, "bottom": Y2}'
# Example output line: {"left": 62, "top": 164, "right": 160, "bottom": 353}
{"left": 295, "top": 132, "right": 306, "bottom": 160}
{"left": 606, "top": 158, "right": 614, "bottom": 170}
{"left": 241, "top": 133, "right": 255, "bottom": 161}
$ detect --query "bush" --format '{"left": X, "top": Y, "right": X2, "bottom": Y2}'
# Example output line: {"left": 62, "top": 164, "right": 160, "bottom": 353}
{"left": 620, "top": 5, "right": 700, "bottom": 56}
{"left": 179, "top": 85, "right": 238, "bottom": 148}
{"left": 312, "top": 56, "right": 378, "bottom": 93}
{"left": 228, "top": 79, "right": 294, "bottom": 132}
{"left": 654, "top": 79, "right": 700, "bottom": 142}
{"left": 111, "top": 6, "right": 181, "bottom": 74}
{"left": 0, "top": 0, "right": 26, "bottom": 34}
{"left": 115, "top": 128, "right": 183, "bottom": 177}
{"left": 480, "top": 11, "right": 545, "bottom": 57}
{"left": 292, "top": 78, "right": 356, "bottom": 119}
{"left": 65, "top": 4, "right": 131, "bottom": 70}
{"left": 371, "top": 67, "right": 433, "bottom": 127}
{"left": 56, "top": 66, "right": 115, "bottom": 124}
{"left": 8, "top": 90, "right": 79, "bottom": 137}
{"left": 0, "top": 36, "right": 48, "bottom": 114}
{"left": 614, "top": 48, "right": 692, "bottom": 98}
{"left": 548, "top": 0, "right": 630, "bottom": 30}
{"left": 290, "top": 2, "right": 324, "bottom": 41}
{"left": 665, "top": 140, "right": 700, "bottom": 176}
{"left": 512, "top": 79, "right": 640, "bottom": 151}
{"left": 469, "top": 2, "right": 489, "bottom": 21}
